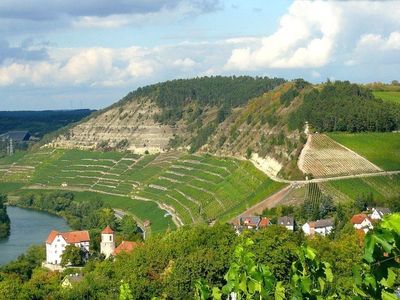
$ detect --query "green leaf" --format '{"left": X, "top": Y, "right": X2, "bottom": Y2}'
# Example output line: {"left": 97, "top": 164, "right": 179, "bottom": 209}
{"left": 323, "top": 262, "right": 333, "bottom": 283}
{"left": 211, "top": 287, "right": 222, "bottom": 300}
{"left": 381, "top": 291, "right": 398, "bottom": 300}
{"left": 380, "top": 214, "right": 400, "bottom": 233}
{"left": 318, "top": 277, "right": 325, "bottom": 293}
{"left": 239, "top": 273, "right": 247, "bottom": 292}
{"left": 274, "top": 282, "right": 285, "bottom": 300}
{"left": 380, "top": 268, "right": 396, "bottom": 288}
{"left": 301, "top": 277, "right": 312, "bottom": 293}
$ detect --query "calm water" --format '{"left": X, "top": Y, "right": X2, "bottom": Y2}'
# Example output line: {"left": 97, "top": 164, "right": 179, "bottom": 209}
{"left": 0, "top": 206, "right": 70, "bottom": 265}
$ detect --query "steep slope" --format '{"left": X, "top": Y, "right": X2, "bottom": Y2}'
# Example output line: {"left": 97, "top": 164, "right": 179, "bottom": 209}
{"left": 48, "top": 78, "right": 399, "bottom": 182}
{"left": 50, "top": 99, "right": 183, "bottom": 153}
{"left": 206, "top": 80, "right": 310, "bottom": 179}
{"left": 48, "top": 76, "right": 286, "bottom": 154}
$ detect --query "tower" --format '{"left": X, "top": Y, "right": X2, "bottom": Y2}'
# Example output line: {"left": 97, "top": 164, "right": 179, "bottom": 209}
{"left": 100, "top": 225, "right": 115, "bottom": 258}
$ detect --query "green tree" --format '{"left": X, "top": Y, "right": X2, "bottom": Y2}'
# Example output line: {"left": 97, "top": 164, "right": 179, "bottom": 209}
{"left": 0, "top": 194, "right": 10, "bottom": 239}
{"left": 61, "top": 245, "right": 85, "bottom": 267}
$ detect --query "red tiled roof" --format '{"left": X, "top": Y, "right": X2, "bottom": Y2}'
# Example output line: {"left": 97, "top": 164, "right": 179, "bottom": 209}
{"left": 102, "top": 225, "right": 114, "bottom": 234}
{"left": 113, "top": 241, "right": 141, "bottom": 255}
{"left": 46, "top": 230, "right": 59, "bottom": 244}
{"left": 46, "top": 230, "right": 90, "bottom": 244}
{"left": 62, "top": 231, "right": 90, "bottom": 243}
{"left": 259, "top": 217, "right": 270, "bottom": 228}
{"left": 351, "top": 214, "right": 368, "bottom": 224}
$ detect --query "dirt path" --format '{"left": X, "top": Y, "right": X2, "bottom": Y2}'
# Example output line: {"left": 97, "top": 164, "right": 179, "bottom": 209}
{"left": 231, "top": 185, "right": 293, "bottom": 221}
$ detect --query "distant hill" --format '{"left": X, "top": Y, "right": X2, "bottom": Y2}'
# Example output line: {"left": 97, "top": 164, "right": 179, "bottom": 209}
{"left": 0, "top": 109, "right": 95, "bottom": 138}
{"left": 49, "top": 77, "right": 400, "bottom": 180}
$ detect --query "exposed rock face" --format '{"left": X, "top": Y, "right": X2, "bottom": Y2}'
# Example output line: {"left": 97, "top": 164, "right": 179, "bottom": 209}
{"left": 50, "top": 99, "right": 185, "bottom": 154}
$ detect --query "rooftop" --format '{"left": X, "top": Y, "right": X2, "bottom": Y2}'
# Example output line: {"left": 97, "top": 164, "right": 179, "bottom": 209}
{"left": 46, "top": 230, "right": 90, "bottom": 244}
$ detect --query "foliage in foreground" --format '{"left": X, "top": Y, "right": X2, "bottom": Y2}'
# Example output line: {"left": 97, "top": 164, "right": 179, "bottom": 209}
{"left": 193, "top": 214, "right": 400, "bottom": 299}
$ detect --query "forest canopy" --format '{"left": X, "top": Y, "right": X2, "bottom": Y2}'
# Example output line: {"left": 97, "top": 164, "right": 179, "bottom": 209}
{"left": 119, "top": 76, "right": 286, "bottom": 124}
{"left": 289, "top": 81, "right": 400, "bottom": 132}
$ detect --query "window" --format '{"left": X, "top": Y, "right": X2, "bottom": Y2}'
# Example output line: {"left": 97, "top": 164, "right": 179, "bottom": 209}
{"left": 109, "top": 236, "right": 112, "bottom": 241}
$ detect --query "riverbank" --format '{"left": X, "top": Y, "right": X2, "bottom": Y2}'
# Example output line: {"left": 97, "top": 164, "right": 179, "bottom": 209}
{"left": 0, "top": 206, "right": 70, "bottom": 265}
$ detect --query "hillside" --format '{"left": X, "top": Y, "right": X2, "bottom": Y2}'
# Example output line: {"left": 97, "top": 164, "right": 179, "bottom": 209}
{"left": 49, "top": 78, "right": 400, "bottom": 182}
{"left": 50, "top": 76, "right": 286, "bottom": 154}
{"left": 0, "top": 149, "right": 284, "bottom": 230}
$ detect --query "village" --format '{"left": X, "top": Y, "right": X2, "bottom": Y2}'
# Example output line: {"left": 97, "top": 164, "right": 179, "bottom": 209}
{"left": 43, "top": 205, "right": 391, "bottom": 288}
{"left": 233, "top": 206, "right": 390, "bottom": 236}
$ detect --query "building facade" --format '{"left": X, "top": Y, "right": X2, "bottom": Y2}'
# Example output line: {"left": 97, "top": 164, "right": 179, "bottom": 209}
{"left": 45, "top": 230, "right": 90, "bottom": 265}
{"left": 100, "top": 225, "right": 115, "bottom": 258}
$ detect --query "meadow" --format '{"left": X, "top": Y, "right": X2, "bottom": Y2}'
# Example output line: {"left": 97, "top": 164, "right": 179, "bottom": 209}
{"left": 0, "top": 148, "right": 284, "bottom": 231}
{"left": 372, "top": 91, "right": 400, "bottom": 105}
{"left": 320, "top": 174, "right": 400, "bottom": 202}
{"left": 328, "top": 132, "right": 400, "bottom": 171}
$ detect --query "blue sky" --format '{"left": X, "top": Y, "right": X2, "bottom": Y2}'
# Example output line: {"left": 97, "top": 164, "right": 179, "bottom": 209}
{"left": 0, "top": 0, "right": 399, "bottom": 110}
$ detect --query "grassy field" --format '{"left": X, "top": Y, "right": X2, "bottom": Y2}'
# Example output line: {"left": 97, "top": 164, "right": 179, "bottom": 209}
{"left": 328, "top": 132, "right": 400, "bottom": 171}
{"left": 373, "top": 91, "right": 400, "bottom": 105}
{"left": 0, "top": 148, "right": 284, "bottom": 230}
{"left": 321, "top": 175, "right": 400, "bottom": 202}
{"left": 0, "top": 182, "right": 24, "bottom": 194}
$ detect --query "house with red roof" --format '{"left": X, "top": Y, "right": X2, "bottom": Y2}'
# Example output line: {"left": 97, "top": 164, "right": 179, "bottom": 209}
{"left": 45, "top": 230, "right": 90, "bottom": 266}
{"left": 351, "top": 213, "right": 373, "bottom": 233}
{"left": 113, "top": 241, "right": 142, "bottom": 256}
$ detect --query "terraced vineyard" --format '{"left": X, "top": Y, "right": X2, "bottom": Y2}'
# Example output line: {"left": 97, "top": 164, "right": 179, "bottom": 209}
{"left": 320, "top": 174, "right": 400, "bottom": 202}
{"left": 298, "top": 134, "right": 381, "bottom": 178}
{"left": 328, "top": 132, "right": 400, "bottom": 171}
{"left": 0, "top": 148, "right": 284, "bottom": 228}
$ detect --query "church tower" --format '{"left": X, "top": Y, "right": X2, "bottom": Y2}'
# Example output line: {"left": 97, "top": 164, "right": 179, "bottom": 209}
{"left": 100, "top": 225, "right": 115, "bottom": 258}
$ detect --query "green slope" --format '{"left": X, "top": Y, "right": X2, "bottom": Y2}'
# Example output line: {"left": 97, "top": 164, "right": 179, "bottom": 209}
{"left": 328, "top": 132, "right": 400, "bottom": 171}
{"left": 373, "top": 91, "right": 400, "bottom": 105}
{"left": 0, "top": 149, "right": 284, "bottom": 230}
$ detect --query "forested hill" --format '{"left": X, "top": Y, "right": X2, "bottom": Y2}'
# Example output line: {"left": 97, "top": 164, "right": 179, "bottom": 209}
{"left": 289, "top": 81, "right": 400, "bottom": 132}
{"left": 50, "top": 78, "right": 399, "bottom": 179}
{"left": 0, "top": 109, "right": 94, "bottom": 138}
{"left": 115, "top": 76, "right": 286, "bottom": 124}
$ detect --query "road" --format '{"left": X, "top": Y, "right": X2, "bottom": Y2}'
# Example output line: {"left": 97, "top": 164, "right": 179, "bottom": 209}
{"left": 231, "top": 170, "right": 400, "bottom": 222}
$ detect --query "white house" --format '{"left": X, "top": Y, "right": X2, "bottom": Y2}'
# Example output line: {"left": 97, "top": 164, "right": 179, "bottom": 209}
{"left": 100, "top": 225, "right": 115, "bottom": 258}
{"left": 369, "top": 207, "right": 391, "bottom": 221}
{"left": 45, "top": 230, "right": 90, "bottom": 265}
{"left": 278, "top": 216, "right": 295, "bottom": 231}
{"left": 302, "top": 218, "right": 334, "bottom": 236}
{"left": 351, "top": 214, "right": 373, "bottom": 233}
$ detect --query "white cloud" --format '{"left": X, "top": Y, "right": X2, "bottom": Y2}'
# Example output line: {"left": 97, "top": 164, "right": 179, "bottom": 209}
{"left": 225, "top": 0, "right": 400, "bottom": 71}
{"left": 172, "top": 58, "right": 197, "bottom": 68}
{"left": 225, "top": 1, "right": 341, "bottom": 70}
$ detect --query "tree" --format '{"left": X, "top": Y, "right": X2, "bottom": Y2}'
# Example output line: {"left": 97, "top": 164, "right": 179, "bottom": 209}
{"left": 61, "top": 245, "right": 85, "bottom": 267}
{"left": 119, "top": 215, "right": 140, "bottom": 241}
{"left": 0, "top": 194, "right": 10, "bottom": 239}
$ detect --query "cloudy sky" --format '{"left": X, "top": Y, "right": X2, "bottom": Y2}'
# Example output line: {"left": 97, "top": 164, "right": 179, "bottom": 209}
{"left": 1, "top": 0, "right": 400, "bottom": 110}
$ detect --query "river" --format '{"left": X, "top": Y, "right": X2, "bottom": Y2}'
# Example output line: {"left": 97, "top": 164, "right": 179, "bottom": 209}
{"left": 0, "top": 206, "right": 70, "bottom": 265}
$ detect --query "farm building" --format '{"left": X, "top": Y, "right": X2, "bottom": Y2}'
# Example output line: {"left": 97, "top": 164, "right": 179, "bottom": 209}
{"left": 45, "top": 230, "right": 90, "bottom": 266}
{"left": 302, "top": 218, "right": 334, "bottom": 236}
{"left": 0, "top": 131, "right": 31, "bottom": 142}
{"left": 278, "top": 216, "right": 295, "bottom": 231}
{"left": 351, "top": 214, "right": 373, "bottom": 233}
